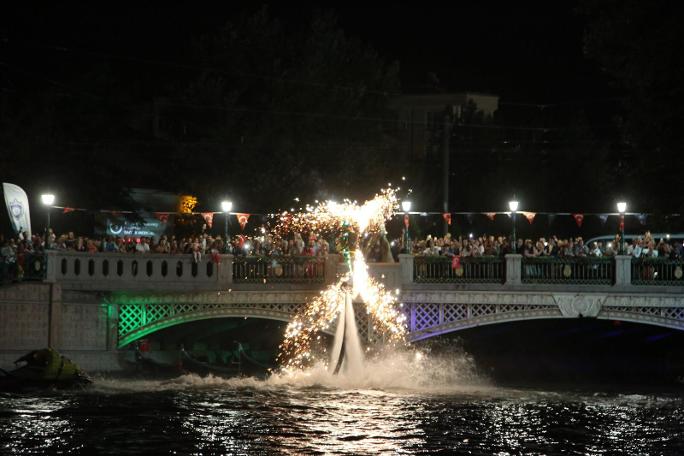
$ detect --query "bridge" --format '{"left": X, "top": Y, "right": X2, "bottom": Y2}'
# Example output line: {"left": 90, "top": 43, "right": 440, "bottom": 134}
{"left": 1, "top": 251, "right": 684, "bottom": 371}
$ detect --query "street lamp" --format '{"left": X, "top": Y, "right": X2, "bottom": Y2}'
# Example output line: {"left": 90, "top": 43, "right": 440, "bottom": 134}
{"left": 508, "top": 200, "right": 519, "bottom": 254}
{"left": 41, "top": 194, "right": 55, "bottom": 243}
{"left": 401, "top": 200, "right": 412, "bottom": 254}
{"left": 617, "top": 201, "right": 627, "bottom": 254}
{"left": 221, "top": 200, "right": 233, "bottom": 253}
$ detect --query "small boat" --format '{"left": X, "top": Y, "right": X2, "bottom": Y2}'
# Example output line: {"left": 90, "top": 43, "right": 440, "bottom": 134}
{"left": 180, "top": 343, "right": 273, "bottom": 378}
{"left": 120, "top": 348, "right": 186, "bottom": 378}
{"left": 0, "top": 348, "right": 91, "bottom": 392}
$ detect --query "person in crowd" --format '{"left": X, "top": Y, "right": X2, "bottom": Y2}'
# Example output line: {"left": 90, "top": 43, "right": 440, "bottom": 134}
{"left": 135, "top": 237, "right": 150, "bottom": 254}
{"left": 590, "top": 242, "right": 603, "bottom": 257}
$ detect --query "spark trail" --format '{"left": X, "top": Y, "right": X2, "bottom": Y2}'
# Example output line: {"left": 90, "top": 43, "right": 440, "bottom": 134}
{"left": 276, "top": 188, "right": 408, "bottom": 373}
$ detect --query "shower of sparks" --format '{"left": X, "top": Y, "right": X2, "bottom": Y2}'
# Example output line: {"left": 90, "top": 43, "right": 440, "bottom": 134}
{"left": 278, "top": 252, "right": 407, "bottom": 371}
{"left": 276, "top": 187, "right": 398, "bottom": 237}
{"left": 276, "top": 188, "right": 408, "bottom": 371}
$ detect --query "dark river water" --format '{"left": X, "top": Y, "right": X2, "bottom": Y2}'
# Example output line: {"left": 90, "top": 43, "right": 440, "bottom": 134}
{"left": 2, "top": 368, "right": 684, "bottom": 455}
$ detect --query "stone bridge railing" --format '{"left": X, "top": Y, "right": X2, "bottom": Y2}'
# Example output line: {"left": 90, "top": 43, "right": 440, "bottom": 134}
{"left": 44, "top": 251, "right": 339, "bottom": 291}
{"left": 39, "top": 251, "right": 684, "bottom": 292}
{"left": 402, "top": 255, "right": 684, "bottom": 291}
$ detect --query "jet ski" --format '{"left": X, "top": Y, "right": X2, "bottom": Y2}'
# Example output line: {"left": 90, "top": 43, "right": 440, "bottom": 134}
{"left": 0, "top": 348, "right": 91, "bottom": 392}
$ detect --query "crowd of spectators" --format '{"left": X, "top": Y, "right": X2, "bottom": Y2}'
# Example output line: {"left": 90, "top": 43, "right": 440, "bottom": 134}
{"left": 405, "top": 231, "right": 684, "bottom": 260}
{"left": 0, "top": 229, "right": 338, "bottom": 282}
{"left": 2, "top": 228, "right": 684, "bottom": 275}
{"left": 0, "top": 229, "right": 333, "bottom": 264}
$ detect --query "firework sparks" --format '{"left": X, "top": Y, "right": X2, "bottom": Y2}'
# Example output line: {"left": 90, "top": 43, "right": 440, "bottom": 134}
{"left": 276, "top": 188, "right": 408, "bottom": 372}
{"left": 275, "top": 187, "right": 398, "bottom": 238}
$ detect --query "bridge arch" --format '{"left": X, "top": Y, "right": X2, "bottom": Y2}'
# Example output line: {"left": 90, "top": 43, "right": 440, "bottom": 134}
{"left": 110, "top": 291, "right": 684, "bottom": 347}
{"left": 109, "top": 291, "right": 318, "bottom": 348}
{"left": 111, "top": 291, "right": 368, "bottom": 348}
{"left": 117, "top": 304, "right": 307, "bottom": 348}
{"left": 406, "top": 299, "right": 684, "bottom": 342}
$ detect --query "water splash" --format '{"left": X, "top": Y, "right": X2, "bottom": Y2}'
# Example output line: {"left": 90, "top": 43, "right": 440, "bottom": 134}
{"left": 89, "top": 347, "right": 487, "bottom": 395}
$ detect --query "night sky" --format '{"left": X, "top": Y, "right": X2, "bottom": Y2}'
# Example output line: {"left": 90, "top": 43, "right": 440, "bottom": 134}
{"left": 2, "top": 3, "right": 605, "bottom": 101}
{"left": 1, "top": 2, "right": 682, "bottom": 233}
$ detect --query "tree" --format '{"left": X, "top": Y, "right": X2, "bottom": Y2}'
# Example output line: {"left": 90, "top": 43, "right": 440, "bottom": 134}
{"left": 581, "top": 0, "right": 684, "bottom": 212}
{"left": 174, "top": 7, "right": 403, "bottom": 210}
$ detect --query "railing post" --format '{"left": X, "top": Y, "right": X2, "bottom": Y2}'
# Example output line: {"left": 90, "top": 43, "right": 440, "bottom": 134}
{"left": 399, "top": 254, "right": 414, "bottom": 286}
{"left": 325, "top": 254, "right": 341, "bottom": 284}
{"left": 44, "top": 250, "right": 58, "bottom": 283}
{"left": 46, "top": 283, "right": 62, "bottom": 349}
{"left": 106, "top": 301, "right": 119, "bottom": 351}
{"left": 505, "top": 254, "right": 522, "bottom": 286}
{"left": 614, "top": 255, "right": 632, "bottom": 287}
{"left": 218, "top": 254, "right": 233, "bottom": 284}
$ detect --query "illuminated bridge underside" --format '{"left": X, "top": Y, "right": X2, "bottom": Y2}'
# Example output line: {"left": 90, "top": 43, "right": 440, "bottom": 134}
{"left": 112, "top": 290, "right": 373, "bottom": 348}
{"left": 405, "top": 292, "right": 684, "bottom": 341}
{"left": 112, "top": 290, "right": 684, "bottom": 348}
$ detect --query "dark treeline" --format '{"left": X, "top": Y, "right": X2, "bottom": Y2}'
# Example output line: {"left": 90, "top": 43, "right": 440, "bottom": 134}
{"left": 1, "top": 3, "right": 683, "bottom": 235}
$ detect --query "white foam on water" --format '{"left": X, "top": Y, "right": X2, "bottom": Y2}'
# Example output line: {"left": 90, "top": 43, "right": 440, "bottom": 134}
{"left": 268, "top": 347, "right": 490, "bottom": 394}
{"left": 88, "top": 346, "right": 492, "bottom": 396}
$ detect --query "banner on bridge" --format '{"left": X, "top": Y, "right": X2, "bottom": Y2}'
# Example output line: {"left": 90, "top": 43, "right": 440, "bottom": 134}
{"left": 2, "top": 183, "right": 32, "bottom": 237}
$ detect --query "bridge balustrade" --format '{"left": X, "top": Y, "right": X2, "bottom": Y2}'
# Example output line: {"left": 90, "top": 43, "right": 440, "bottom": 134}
{"left": 45, "top": 251, "right": 232, "bottom": 290}
{"left": 413, "top": 256, "right": 505, "bottom": 283}
{"left": 631, "top": 258, "right": 684, "bottom": 286}
{"left": 521, "top": 256, "right": 614, "bottom": 285}
{"left": 27, "top": 251, "right": 684, "bottom": 291}
{"left": 232, "top": 256, "right": 325, "bottom": 284}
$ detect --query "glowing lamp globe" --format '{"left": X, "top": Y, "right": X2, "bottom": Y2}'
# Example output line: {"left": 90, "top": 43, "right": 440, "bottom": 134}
{"left": 617, "top": 202, "right": 627, "bottom": 214}
{"left": 41, "top": 194, "right": 55, "bottom": 206}
{"left": 508, "top": 200, "right": 519, "bottom": 212}
{"left": 401, "top": 200, "right": 412, "bottom": 213}
{"left": 221, "top": 201, "right": 233, "bottom": 213}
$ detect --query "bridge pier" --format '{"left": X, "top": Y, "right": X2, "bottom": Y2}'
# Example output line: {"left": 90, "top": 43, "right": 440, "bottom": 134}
{"left": 614, "top": 255, "right": 632, "bottom": 286}
{"left": 47, "top": 284, "right": 62, "bottom": 349}
{"left": 505, "top": 254, "right": 522, "bottom": 286}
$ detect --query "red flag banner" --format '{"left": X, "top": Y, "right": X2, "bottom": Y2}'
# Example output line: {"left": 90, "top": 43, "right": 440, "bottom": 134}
{"left": 442, "top": 213, "right": 452, "bottom": 225}
{"left": 201, "top": 212, "right": 215, "bottom": 229}
{"left": 485, "top": 212, "right": 496, "bottom": 221}
{"left": 154, "top": 212, "right": 169, "bottom": 223}
{"left": 403, "top": 214, "right": 410, "bottom": 229}
{"left": 572, "top": 213, "right": 584, "bottom": 228}
{"left": 63, "top": 207, "right": 75, "bottom": 214}
{"left": 236, "top": 213, "right": 250, "bottom": 231}
{"left": 521, "top": 211, "right": 536, "bottom": 224}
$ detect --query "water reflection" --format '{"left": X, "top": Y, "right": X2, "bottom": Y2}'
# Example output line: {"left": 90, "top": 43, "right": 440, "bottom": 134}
{"left": 0, "top": 396, "right": 74, "bottom": 454}
{"left": 274, "top": 390, "right": 427, "bottom": 454}
{"left": 2, "top": 384, "right": 684, "bottom": 455}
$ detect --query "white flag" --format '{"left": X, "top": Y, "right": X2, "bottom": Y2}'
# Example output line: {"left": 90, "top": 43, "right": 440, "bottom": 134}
{"left": 3, "top": 183, "right": 32, "bottom": 237}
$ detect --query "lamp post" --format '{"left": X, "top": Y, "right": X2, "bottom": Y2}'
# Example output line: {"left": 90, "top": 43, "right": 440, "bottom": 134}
{"left": 401, "top": 200, "right": 412, "bottom": 254}
{"left": 41, "top": 194, "right": 55, "bottom": 245}
{"left": 508, "top": 199, "right": 519, "bottom": 254}
{"left": 617, "top": 201, "right": 627, "bottom": 254}
{"left": 221, "top": 200, "right": 233, "bottom": 253}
